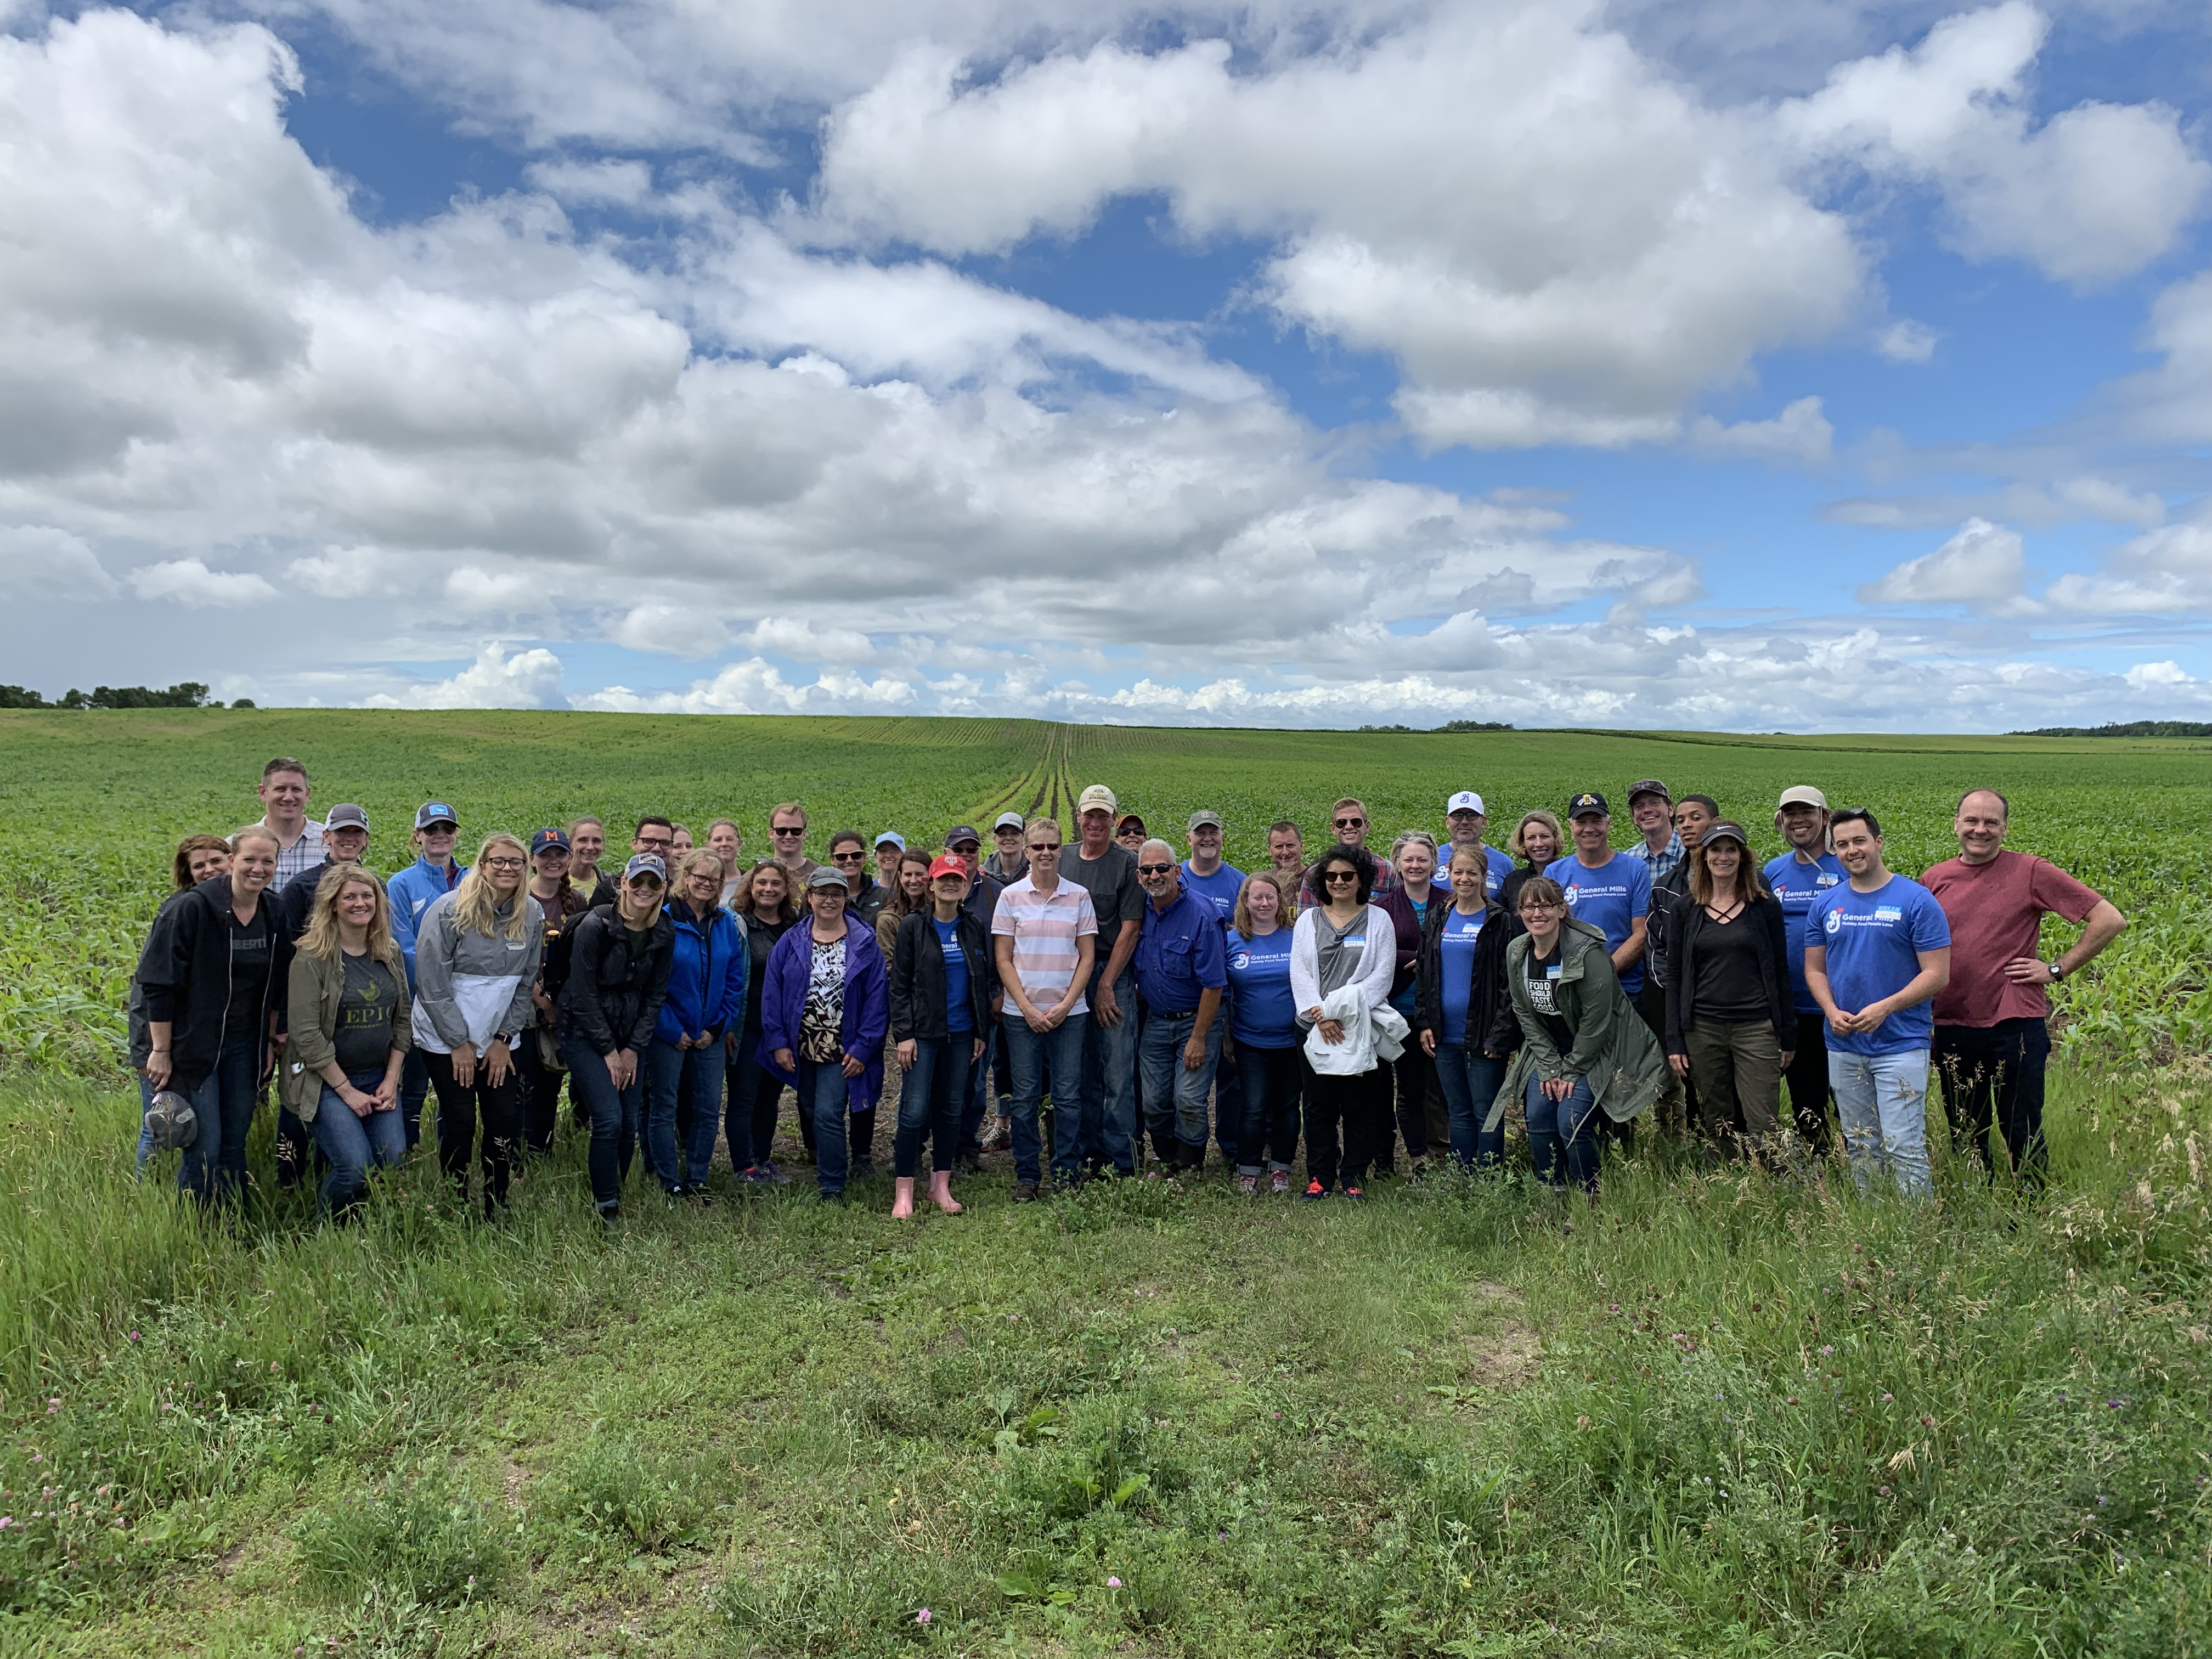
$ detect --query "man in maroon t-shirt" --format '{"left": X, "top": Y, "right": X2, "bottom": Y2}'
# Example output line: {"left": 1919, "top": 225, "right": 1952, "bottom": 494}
{"left": 1922, "top": 788, "right": 2128, "bottom": 1182}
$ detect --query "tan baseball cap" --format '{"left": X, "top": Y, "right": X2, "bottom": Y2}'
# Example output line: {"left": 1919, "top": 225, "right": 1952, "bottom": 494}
{"left": 1076, "top": 784, "right": 1117, "bottom": 815}
{"left": 1777, "top": 785, "right": 1828, "bottom": 810}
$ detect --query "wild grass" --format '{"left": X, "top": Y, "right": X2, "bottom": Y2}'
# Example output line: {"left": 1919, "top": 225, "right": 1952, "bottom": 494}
{"left": 3, "top": 1059, "right": 2208, "bottom": 1656}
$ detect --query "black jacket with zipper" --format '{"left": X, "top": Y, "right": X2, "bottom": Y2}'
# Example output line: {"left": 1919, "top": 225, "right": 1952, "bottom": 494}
{"left": 889, "top": 909, "right": 998, "bottom": 1042}
{"left": 138, "top": 876, "right": 292, "bottom": 1094}
{"left": 1411, "top": 895, "right": 1519, "bottom": 1058}
{"left": 1661, "top": 890, "right": 1793, "bottom": 1054}
{"left": 558, "top": 906, "right": 675, "bottom": 1056}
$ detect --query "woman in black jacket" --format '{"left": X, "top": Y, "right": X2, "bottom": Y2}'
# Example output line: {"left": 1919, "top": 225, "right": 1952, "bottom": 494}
{"left": 130, "top": 834, "right": 233, "bottom": 1172}
{"left": 141, "top": 825, "right": 290, "bottom": 1209}
{"left": 1413, "top": 847, "right": 1510, "bottom": 1167}
{"left": 887, "top": 856, "right": 999, "bottom": 1218}
{"left": 558, "top": 856, "right": 676, "bottom": 1221}
{"left": 728, "top": 861, "right": 802, "bottom": 1182}
{"left": 1661, "top": 821, "right": 1794, "bottom": 1161}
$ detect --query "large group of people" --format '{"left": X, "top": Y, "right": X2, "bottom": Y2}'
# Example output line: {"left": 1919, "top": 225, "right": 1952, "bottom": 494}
{"left": 127, "top": 757, "right": 2129, "bottom": 1222}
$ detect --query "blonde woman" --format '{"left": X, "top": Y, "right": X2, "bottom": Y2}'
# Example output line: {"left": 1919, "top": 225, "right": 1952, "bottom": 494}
{"left": 285, "top": 864, "right": 412, "bottom": 1216}
{"left": 1501, "top": 810, "right": 1565, "bottom": 928}
{"left": 411, "top": 833, "right": 545, "bottom": 1214}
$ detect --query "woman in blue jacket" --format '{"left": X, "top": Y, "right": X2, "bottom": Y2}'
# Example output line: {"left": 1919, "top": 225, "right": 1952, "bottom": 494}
{"left": 647, "top": 850, "right": 747, "bottom": 1198}
{"left": 759, "top": 867, "right": 888, "bottom": 1201}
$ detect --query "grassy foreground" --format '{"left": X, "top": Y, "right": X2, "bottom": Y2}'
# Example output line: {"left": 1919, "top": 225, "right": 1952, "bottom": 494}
{"left": 4, "top": 1065, "right": 2209, "bottom": 1656}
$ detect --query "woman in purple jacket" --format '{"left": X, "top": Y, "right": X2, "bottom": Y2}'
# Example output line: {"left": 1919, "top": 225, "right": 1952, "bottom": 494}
{"left": 759, "top": 867, "right": 889, "bottom": 1201}
{"left": 646, "top": 850, "right": 747, "bottom": 1199}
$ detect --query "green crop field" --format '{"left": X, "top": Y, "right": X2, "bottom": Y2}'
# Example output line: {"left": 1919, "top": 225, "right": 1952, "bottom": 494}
{"left": 2, "top": 710, "right": 2210, "bottom": 1656}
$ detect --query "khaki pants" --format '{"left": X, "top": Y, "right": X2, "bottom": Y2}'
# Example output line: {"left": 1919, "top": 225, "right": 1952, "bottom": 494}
{"left": 1685, "top": 1018, "right": 1782, "bottom": 1157}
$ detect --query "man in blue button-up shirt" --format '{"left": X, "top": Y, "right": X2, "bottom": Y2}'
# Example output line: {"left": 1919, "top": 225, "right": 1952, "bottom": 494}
{"left": 1133, "top": 841, "right": 1227, "bottom": 1173}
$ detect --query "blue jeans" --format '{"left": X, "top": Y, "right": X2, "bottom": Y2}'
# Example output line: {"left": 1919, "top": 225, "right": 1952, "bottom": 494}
{"left": 1830, "top": 1048, "right": 1932, "bottom": 1199}
{"left": 1434, "top": 1043, "right": 1508, "bottom": 1168}
{"left": 799, "top": 1057, "right": 854, "bottom": 1195}
{"left": 959, "top": 1026, "right": 995, "bottom": 1160}
{"left": 1138, "top": 1010, "right": 1221, "bottom": 1163}
{"left": 563, "top": 1036, "right": 644, "bottom": 1213}
{"left": 136, "top": 1073, "right": 157, "bottom": 1173}
{"left": 179, "top": 1038, "right": 262, "bottom": 1208}
{"left": 311, "top": 1069, "right": 408, "bottom": 1215}
{"left": 646, "top": 1039, "right": 723, "bottom": 1192}
{"left": 898, "top": 1034, "right": 974, "bottom": 1177}
{"left": 1079, "top": 971, "right": 1139, "bottom": 1175}
{"left": 1525, "top": 1071, "right": 1600, "bottom": 1193}
{"left": 1006, "top": 1013, "right": 1088, "bottom": 1183}
{"left": 1233, "top": 1042, "right": 1304, "bottom": 1175}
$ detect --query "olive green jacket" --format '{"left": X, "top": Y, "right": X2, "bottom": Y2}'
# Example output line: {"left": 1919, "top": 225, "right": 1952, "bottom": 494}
{"left": 282, "top": 945, "right": 413, "bottom": 1122}
{"left": 1486, "top": 918, "right": 1666, "bottom": 1133}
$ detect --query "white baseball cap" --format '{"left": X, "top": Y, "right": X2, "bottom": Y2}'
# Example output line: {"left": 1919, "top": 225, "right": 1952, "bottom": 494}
{"left": 1446, "top": 791, "right": 1486, "bottom": 815}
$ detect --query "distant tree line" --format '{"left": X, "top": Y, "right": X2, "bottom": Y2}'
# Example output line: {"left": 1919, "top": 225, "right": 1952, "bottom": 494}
{"left": 2013, "top": 720, "right": 2212, "bottom": 738}
{"left": 0, "top": 682, "right": 255, "bottom": 710}
{"left": 1356, "top": 719, "right": 1516, "bottom": 733}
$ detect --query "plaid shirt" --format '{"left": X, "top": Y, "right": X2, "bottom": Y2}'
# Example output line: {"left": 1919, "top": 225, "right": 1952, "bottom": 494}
{"left": 1634, "top": 831, "right": 1685, "bottom": 890}
{"left": 267, "top": 819, "right": 326, "bottom": 890}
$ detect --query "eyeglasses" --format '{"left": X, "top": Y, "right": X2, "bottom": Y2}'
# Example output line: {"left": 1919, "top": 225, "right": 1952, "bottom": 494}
{"left": 482, "top": 856, "right": 526, "bottom": 871}
{"left": 1334, "top": 816, "right": 1364, "bottom": 829}
{"left": 1520, "top": 902, "right": 1560, "bottom": 915}
{"left": 1137, "top": 863, "right": 1175, "bottom": 876}
{"left": 1028, "top": 841, "right": 1062, "bottom": 853}
{"left": 1323, "top": 870, "right": 1360, "bottom": 884}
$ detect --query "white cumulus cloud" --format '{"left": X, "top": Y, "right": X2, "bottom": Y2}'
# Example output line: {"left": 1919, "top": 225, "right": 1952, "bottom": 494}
{"left": 1859, "top": 517, "right": 2032, "bottom": 610}
{"left": 128, "top": 557, "right": 280, "bottom": 607}
{"left": 363, "top": 642, "right": 567, "bottom": 708}
{"left": 0, "top": 526, "right": 119, "bottom": 598}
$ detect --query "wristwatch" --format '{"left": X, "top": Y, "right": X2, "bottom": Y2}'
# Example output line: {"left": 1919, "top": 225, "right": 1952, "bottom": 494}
{"left": 2047, "top": 961, "right": 2067, "bottom": 983}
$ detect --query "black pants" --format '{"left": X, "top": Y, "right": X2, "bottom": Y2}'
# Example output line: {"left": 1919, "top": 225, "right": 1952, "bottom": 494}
{"left": 275, "top": 1100, "right": 316, "bottom": 1189}
{"left": 1935, "top": 1018, "right": 2050, "bottom": 1183}
{"left": 422, "top": 1049, "right": 525, "bottom": 1213}
{"left": 1638, "top": 979, "right": 1695, "bottom": 1139}
{"left": 1785, "top": 1012, "right": 1834, "bottom": 1152}
{"left": 1391, "top": 1042, "right": 1436, "bottom": 1164}
{"left": 733, "top": 1055, "right": 788, "bottom": 1167}
{"left": 515, "top": 1033, "right": 566, "bottom": 1156}
{"left": 1306, "top": 1067, "right": 1390, "bottom": 1190}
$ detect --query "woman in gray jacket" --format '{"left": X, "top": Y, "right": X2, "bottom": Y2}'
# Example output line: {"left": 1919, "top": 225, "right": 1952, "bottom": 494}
{"left": 411, "top": 832, "right": 545, "bottom": 1214}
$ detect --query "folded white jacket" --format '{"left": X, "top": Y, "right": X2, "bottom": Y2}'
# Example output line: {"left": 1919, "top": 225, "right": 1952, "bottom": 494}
{"left": 1304, "top": 983, "right": 1410, "bottom": 1075}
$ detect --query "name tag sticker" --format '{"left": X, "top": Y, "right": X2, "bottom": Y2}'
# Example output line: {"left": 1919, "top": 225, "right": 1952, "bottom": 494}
{"left": 1547, "top": 964, "right": 1563, "bottom": 979}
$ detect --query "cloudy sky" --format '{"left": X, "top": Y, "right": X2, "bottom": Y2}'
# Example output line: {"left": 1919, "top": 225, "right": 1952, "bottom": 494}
{"left": 2, "top": 0, "right": 2210, "bottom": 729}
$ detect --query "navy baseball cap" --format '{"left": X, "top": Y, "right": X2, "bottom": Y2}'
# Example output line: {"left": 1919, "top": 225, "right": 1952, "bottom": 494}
{"left": 530, "top": 827, "right": 571, "bottom": 855}
{"left": 623, "top": 853, "right": 667, "bottom": 884}
{"left": 1566, "top": 791, "right": 1609, "bottom": 819}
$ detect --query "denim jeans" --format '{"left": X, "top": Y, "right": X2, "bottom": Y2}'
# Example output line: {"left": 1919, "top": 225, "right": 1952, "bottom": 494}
{"left": 563, "top": 1036, "right": 644, "bottom": 1214}
{"left": 1432, "top": 1043, "right": 1508, "bottom": 1168}
{"left": 1934, "top": 1018, "right": 2050, "bottom": 1183}
{"left": 646, "top": 1039, "right": 723, "bottom": 1192}
{"left": 958, "top": 1026, "right": 995, "bottom": 1160}
{"left": 1232, "top": 1042, "right": 1305, "bottom": 1175}
{"left": 799, "top": 1057, "right": 854, "bottom": 1195}
{"left": 136, "top": 1073, "right": 157, "bottom": 1173}
{"left": 310, "top": 1069, "right": 408, "bottom": 1215}
{"left": 1006, "top": 1012, "right": 1088, "bottom": 1183}
{"left": 1390, "top": 1042, "right": 1436, "bottom": 1166}
{"left": 178, "top": 1037, "right": 261, "bottom": 1209}
{"left": 1079, "top": 970, "right": 1139, "bottom": 1175}
{"left": 897, "top": 1035, "right": 974, "bottom": 1177}
{"left": 1830, "top": 1047, "right": 1932, "bottom": 1199}
{"left": 1138, "top": 1010, "right": 1221, "bottom": 1164}
{"left": 1524, "top": 1071, "right": 1600, "bottom": 1193}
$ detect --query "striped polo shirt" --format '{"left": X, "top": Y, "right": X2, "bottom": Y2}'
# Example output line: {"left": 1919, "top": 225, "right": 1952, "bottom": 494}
{"left": 990, "top": 873, "right": 1098, "bottom": 1015}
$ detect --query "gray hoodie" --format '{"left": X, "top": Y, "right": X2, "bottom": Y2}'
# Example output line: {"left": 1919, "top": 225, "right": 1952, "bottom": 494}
{"left": 409, "top": 889, "right": 545, "bottom": 1054}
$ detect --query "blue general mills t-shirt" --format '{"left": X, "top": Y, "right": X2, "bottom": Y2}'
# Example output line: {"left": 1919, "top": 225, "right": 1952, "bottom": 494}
{"left": 934, "top": 918, "right": 973, "bottom": 1034}
{"left": 1543, "top": 853, "right": 1653, "bottom": 994}
{"left": 1224, "top": 927, "right": 1299, "bottom": 1048}
{"left": 1180, "top": 862, "right": 1245, "bottom": 927}
{"left": 1437, "top": 906, "right": 1486, "bottom": 1045}
{"left": 1453, "top": 843, "right": 1514, "bottom": 900}
{"left": 1764, "top": 851, "right": 1847, "bottom": 1014}
{"left": 1805, "top": 875, "right": 1950, "bottom": 1056}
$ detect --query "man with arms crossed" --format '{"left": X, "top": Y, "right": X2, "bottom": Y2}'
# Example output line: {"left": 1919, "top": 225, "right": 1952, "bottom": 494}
{"left": 1763, "top": 786, "right": 1844, "bottom": 1150}
{"left": 1064, "top": 785, "right": 1144, "bottom": 1177}
{"left": 1922, "top": 788, "right": 2125, "bottom": 1184}
{"left": 1134, "top": 841, "right": 1228, "bottom": 1172}
{"left": 1803, "top": 809, "right": 1950, "bottom": 1199}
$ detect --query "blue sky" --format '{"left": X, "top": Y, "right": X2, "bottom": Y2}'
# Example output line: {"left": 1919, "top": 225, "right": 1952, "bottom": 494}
{"left": 2, "top": 0, "right": 2210, "bottom": 729}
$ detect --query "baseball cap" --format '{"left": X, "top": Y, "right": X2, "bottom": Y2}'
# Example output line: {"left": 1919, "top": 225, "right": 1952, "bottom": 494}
{"left": 414, "top": 801, "right": 458, "bottom": 831}
{"left": 1445, "top": 791, "right": 1485, "bottom": 815}
{"left": 993, "top": 811, "right": 1027, "bottom": 832}
{"left": 804, "top": 865, "right": 849, "bottom": 891}
{"left": 1116, "top": 812, "right": 1145, "bottom": 832}
{"left": 927, "top": 853, "right": 968, "bottom": 881}
{"left": 623, "top": 853, "right": 667, "bottom": 884}
{"left": 874, "top": 830, "right": 906, "bottom": 851}
{"left": 325, "top": 803, "right": 369, "bottom": 832}
{"left": 529, "top": 827, "right": 571, "bottom": 856}
{"left": 143, "top": 1090, "right": 199, "bottom": 1153}
{"left": 1702, "top": 820, "right": 1750, "bottom": 848}
{"left": 1566, "top": 791, "right": 1609, "bottom": 819}
{"left": 1186, "top": 808, "right": 1223, "bottom": 833}
{"left": 1076, "top": 784, "right": 1117, "bottom": 815}
{"left": 1778, "top": 785, "right": 1829, "bottom": 810}
{"left": 1628, "top": 778, "right": 1671, "bottom": 804}
{"left": 944, "top": 824, "right": 982, "bottom": 849}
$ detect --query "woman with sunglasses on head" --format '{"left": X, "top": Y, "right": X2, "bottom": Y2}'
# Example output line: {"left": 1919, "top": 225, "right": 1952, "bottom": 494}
{"left": 1289, "top": 844, "right": 1396, "bottom": 1200}
{"left": 283, "top": 864, "right": 411, "bottom": 1217}
{"left": 410, "top": 833, "right": 546, "bottom": 1215}
{"left": 561, "top": 855, "right": 676, "bottom": 1221}
{"left": 760, "top": 867, "right": 890, "bottom": 1202}
{"left": 647, "top": 849, "right": 747, "bottom": 1200}
{"left": 888, "top": 855, "right": 998, "bottom": 1217}
{"left": 1415, "top": 845, "right": 1510, "bottom": 1169}
{"left": 142, "top": 825, "right": 290, "bottom": 1209}
{"left": 129, "top": 834, "right": 233, "bottom": 1170}
{"left": 727, "top": 861, "right": 801, "bottom": 1181}
{"left": 1489, "top": 876, "right": 1664, "bottom": 1195}
{"left": 1663, "top": 821, "right": 1794, "bottom": 1161}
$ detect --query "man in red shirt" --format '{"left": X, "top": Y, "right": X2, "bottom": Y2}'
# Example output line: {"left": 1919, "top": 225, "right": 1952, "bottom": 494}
{"left": 1922, "top": 788, "right": 2128, "bottom": 1183}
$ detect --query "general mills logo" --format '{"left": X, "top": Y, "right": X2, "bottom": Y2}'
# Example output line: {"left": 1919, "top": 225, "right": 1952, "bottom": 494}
{"left": 1229, "top": 951, "right": 1251, "bottom": 971}
{"left": 1824, "top": 909, "right": 1842, "bottom": 935}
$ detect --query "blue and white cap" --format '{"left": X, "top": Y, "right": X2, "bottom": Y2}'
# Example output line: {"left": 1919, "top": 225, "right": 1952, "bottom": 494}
{"left": 873, "top": 830, "right": 906, "bottom": 850}
{"left": 1446, "top": 791, "right": 1485, "bottom": 815}
{"left": 414, "top": 801, "right": 458, "bottom": 830}
{"left": 623, "top": 853, "right": 668, "bottom": 883}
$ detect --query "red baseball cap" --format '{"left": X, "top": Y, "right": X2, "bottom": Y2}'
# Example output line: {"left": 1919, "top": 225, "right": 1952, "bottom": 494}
{"left": 927, "top": 854, "right": 969, "bottom": 881}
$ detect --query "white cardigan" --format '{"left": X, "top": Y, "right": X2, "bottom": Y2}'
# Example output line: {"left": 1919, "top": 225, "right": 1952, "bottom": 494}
{"left": 1288, "top": 904, "right": 1396, "bottom": 1026}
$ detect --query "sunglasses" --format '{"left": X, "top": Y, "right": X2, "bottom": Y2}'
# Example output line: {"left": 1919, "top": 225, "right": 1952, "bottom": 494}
{"left": 1137, "top": 863, "right": 1176, "bottom": 876}
{"left": 771, "top": 826, "right": 806, "bottom": 837}
{"left": 1028, "top": 841, "right": 1063, "bottom": 852}
{"left": 1323, "top": 870, "right": 1360, "bottom": 883}
{"left": 831, "top": 850, "right": 866, "bottom": 863}
{"left": 629, "top": 878, "right": 664, "bottom": 892}
{"left": 1334, "top": 816, "right": 1364, "bottom": 829}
